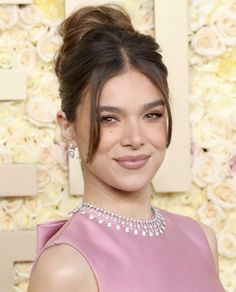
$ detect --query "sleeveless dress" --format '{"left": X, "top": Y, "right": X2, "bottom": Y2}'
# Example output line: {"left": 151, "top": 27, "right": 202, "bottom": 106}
{"left": 30, "top": 207, "right": 225, "bottom": 292}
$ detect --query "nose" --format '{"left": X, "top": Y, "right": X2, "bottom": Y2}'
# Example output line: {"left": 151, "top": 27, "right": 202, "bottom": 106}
{"left": 120, "top": 119, "right": 145, "bottom": 149}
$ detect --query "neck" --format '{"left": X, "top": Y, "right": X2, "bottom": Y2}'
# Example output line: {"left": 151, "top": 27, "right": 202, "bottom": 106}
{"left": 83, "top": 177, "right": 153, "bottom": 220}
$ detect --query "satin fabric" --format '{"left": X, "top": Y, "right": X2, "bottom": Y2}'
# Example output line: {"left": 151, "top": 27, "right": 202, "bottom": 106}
{"left": 31, "top": 209, "right": 225, "bottom": 292}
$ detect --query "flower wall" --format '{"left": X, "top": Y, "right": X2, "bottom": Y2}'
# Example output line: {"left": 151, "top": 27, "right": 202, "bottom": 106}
{"left": 0, "top": 1, "right": 235, "bottom": 291}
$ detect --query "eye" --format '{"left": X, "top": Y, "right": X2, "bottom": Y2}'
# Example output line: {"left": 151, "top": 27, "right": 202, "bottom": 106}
{"left": 100, "top": 115, "right": 119, "bottom": 124}
{"left": 144, "top": 112, "right": 163, "bottom": 120}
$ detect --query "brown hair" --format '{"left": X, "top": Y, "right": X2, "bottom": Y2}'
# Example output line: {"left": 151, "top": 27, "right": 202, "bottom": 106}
{"left": 55, "top": 4, "right": 172, "bottom": 162}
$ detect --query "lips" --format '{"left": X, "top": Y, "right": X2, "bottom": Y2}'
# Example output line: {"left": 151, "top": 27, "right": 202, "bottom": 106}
{"left": 114, "top": 155, "right": 150, "bottom": 170}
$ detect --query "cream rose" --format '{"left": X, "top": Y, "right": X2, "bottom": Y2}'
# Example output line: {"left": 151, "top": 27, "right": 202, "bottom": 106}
{"left": 217, "top": 229, "right": 236, "bottom": 258}
{"left": 207, "top": 179, "right": 236, "bottom": 209}
{"left": 0, "top": 148, "right": 11, "bottom": 163}
{"left": 0, "top": 211, "right": 15, "bottom": 231}
{"left": 28, "top": 22, "right": 49, "bottom": 43}
{"left": 13, "top": 262, "right": 31, "bottom": 284}
{"left": 13, "top": 207, "right": 35, "bottom": 229}
{"left": 0, "top": 5, "right": 18, "bottom": 30}
{"left": 14, "top": 42, "right": 36, "bottom": 73}
{"left": 191, "top": 26, "right": 225, "bottom": 57}
{"left": 26, "top": 96, "right": 58, "bottom": 126}
{"left": 211, "top": 6, "right": 236, "bottom": 46}
{"left": 36, "top": 29, "right": 62, "bottom": 63}
{"left": 18, "top": 4, "right": 43, "bottom": 27}
{"left": 1, "top": 198, "right": 23, "bottom": 216}
{"left": 38, "top": 71, "right": 60, "bottom": 101}
{"left": 202, "top": 113, "right": 231, "bottom": 139}
{"left": 198, "top": 201, "right": 226, "bottom": 226}
{"left": 37, "top": 164, "right": 52, "bottom": 190}
{"left": 0, "top": 46, "right": 14, "bottom": 68}
{"left": 193, "top": 153, "right": 220, "bottom": 187}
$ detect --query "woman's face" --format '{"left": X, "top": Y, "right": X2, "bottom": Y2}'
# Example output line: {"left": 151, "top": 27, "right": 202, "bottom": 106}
{"left": 74, "top": 69, "right": 168, "bottom": 192}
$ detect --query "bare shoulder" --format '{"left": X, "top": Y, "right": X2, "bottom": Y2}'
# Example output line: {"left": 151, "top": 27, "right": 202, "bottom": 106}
{"left": 198, "top": 222, "right": 219, "bottom": 275}
{"left": 27, "top": 244, "right": 98, "bottom": 292}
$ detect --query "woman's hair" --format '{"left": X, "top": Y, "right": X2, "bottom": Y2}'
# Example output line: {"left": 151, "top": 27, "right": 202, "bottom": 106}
{"left": 55, "top": 4, "right": 172, "bottom": 162}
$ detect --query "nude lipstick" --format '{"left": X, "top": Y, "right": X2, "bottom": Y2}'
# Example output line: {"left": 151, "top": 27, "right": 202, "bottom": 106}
{"left": 114, "top": 155, "right": 150, "bottom": 170}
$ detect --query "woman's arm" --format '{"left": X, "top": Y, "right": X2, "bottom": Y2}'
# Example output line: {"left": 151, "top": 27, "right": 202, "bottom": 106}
{"left": 199, "top": 222, "right": 220, "bottom": 276}
{"left": 27, "top": 244, "right": 98, "bottom": 292}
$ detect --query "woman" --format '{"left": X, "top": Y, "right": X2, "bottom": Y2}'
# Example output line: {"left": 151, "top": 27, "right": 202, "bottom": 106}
{"left": 27, "top": 4, "right": 224, "bottom": 292}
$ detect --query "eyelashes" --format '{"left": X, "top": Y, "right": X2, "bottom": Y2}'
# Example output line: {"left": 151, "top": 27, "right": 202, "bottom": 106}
{"left": 100, "top": 112, "right": 164, "bottom": 124}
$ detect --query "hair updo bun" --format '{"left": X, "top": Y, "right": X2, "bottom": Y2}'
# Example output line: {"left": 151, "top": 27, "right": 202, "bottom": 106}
{"left": 55, "top": 4, "right": 172, "bottom": 162}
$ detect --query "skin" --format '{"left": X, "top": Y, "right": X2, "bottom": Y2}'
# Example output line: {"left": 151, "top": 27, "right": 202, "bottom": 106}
{"left": 58, "top": 68, "right": 168, "bottom": 219}
{"left": 27, "top": 69, "right": 220, "bottom": 292}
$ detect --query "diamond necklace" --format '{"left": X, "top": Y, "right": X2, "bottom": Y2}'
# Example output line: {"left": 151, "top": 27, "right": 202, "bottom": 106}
{"left": 70, "top": 201, "right": 166, "bottom": 237}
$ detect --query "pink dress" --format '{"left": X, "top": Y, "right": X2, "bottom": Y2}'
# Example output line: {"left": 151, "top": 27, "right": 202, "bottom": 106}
{"left": 30, "top": 207, "right": 225, "bottom": 292}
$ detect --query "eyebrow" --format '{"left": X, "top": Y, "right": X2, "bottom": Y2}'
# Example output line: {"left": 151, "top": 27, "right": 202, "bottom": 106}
{"left": 99, "top": 99, "right": 165, "bottom": 113}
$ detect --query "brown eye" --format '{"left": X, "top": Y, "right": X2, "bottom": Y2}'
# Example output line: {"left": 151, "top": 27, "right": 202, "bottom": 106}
{"left": 145, "top": 112, "right": 163, "bottom": 120}
{"left": 100, "top": 115, "right": 118, "bottom": 124}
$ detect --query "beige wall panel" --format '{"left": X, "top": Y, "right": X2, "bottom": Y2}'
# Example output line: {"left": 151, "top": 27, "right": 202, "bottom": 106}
{"left": 0, "top": 164, "right": 37, "bottom": 196}
{"left": 69, "top": 153, "right": 84, "bottom": 195}
{"left": 153, "top": 0, "right": 191, "bottom": 191}
{"left": 0, "top": 230, "right": 36, "bottom": 292}
{"left": 65, "top": 0, "right": 191, "bottom": 193}
{"left": 0, "top": 69, "right": 27, "bottom": 101}
{"left": 0, "top": 0, "right": 31, "bottom": 4}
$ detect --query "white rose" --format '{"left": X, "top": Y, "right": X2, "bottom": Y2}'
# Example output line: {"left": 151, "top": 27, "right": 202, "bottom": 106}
{"left": 0, "top": 211, "right": 15, "bottom": 230}
{"left": 13, "top": 262, "right": 31, "bottom": 283}
{"left": 191, "top": 26, "right": 225, "bottom": 57}
{"left": 28, "top": 22, "right": 49, "bottom": 43}
{"left": 37, "top": 144, "right": 55, "bottom": 165}
{"left": 224, "top": 212, "right": 236, "bottom": 234}
{"left": 36, "top": 206, "right": 61, "bottom": 223}
{"left": 57, "top": 195, "right": 81, "bottom": 217}
{"left": 0, "top": 46, "right": 14, "bottom": 68}
{"left": 0, "top": 5, "right": 18, "bottom": 30}
{"left": 192, "top": 123, "right": 216, "bottom": 148}
{"left": 37, "top": 164, "right": 52, "bottom": 190}
{"left": 26, "top": 96, "right": 57, "bottom": 126}
{"left": 14, "top": 42, "right": 36, "bottom": 73}
{"left": 0, "top": 27, "right": 28, "bottom": 48}
{"left": 34, "top": 128, "right": 56, "bottom": 145}
{"left": 18, "top": 4, "right": 43, "bottom": 27}
{"left": 51, "top": 163, "right": 68, "bottom": 187}
{"left": 0, "top": 147, "right": 11, "bottom": 163}
{"left": 38, "top": 71, "right": 60, "bottom": 101}
{"left": 209, "top": 140, "right": 233, "bottom": 161}
{"left": 11, "top": 145, "right": 37, "bottom": 163}
{"left": 13, "top": 206, "right": 35, "bottom": 229}
{"left": 211, "top": 6, "right": 236, "bottom": 46}
{"left": 27, "top": 69, "right": 44, "bottom": 93}
{"left": 189, "top": 99, "right": 205, "bottom": 122}
{"left": 198, "top": 201, "right": 226, "bottom": 226}
{"left": 192, "top": 153, "right": 221, "bottom": 187}
{"left": 203, "top": 113, "right": 231, "bottom": 139}
{"left": 217, "top": 229, "right": 236, "bottom": 258}
{"left": 207, "top": 179, "right": 236, "bottom": 209}
{"left": 1, "top": 198, "right": 23, "bottom": 216}
{"left": 0, "top": 125, "right": 10, "bottom": 145}
{"left": 189, "top": 1, "right": 215, "bottom": 32}
{"left": 36, "top": 29, "right": 62, "bottom": 63}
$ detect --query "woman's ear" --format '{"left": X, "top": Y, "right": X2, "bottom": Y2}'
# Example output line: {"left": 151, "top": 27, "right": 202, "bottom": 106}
{"left": 56, "top": 110, "right": 76, "bottom": 145}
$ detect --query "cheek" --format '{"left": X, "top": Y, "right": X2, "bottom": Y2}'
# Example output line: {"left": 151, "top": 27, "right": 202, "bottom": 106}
{"left": 145, "top": 121, "right": 167, "bottom": 147}
{"left": 98, "top": 128, "right": 121, "bottom": 152}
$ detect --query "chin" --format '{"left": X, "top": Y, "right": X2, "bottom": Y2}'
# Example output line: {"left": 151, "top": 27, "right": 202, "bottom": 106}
{"left": 108, "top": 176, "right": 151, "bottom": 193}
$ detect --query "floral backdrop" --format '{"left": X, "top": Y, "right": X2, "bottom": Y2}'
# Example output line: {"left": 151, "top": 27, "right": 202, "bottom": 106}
{"left": 0, "top": 0, "right": 235, "bottom": 291}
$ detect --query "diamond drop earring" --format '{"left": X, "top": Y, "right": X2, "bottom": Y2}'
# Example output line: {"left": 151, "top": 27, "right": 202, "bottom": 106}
{"left": 68, "top": 143, "right": 76, "bottom": 159}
